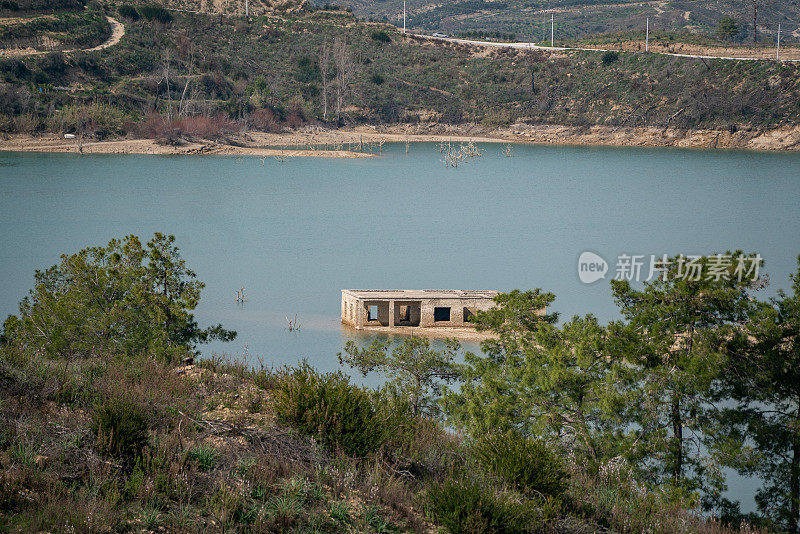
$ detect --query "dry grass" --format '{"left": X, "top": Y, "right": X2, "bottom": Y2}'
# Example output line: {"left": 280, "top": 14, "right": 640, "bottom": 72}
{"left": 0, "top": 350, "right": 775, "bottom": 532}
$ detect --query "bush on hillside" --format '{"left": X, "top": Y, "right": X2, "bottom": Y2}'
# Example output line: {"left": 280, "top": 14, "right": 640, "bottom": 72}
{"left": 51, "top": 102, "right": 128, "bottom": 139}
{"left": 173, "top": 114, "right": 239, "bottom": 139}
{"left": 138, "top": 4, "right": 171, "bottom": 23}
{"left": 187, "top": 445, "right": 220, "bottom": 470}
{"left": 284, "top": 102, "right": 305, "bottom": 129}
{"left": 91, "top": 396, "right": 148, "bottom": 461}
{"left": 426, "top": 477, "right": 544, "bottom": 533}
{"left": 294, "top": 55, "right": 320, "bottom": 83}
{"left": 473, "top": 431, "right": 568, "bottom": 498}
{"left": 370, "top": 30, "right": 391, "bottom": 43}
{"left": 248, "top": 107, "right": 280, "bottom": 132}
{"left": 132, "top": 112, "right": 239, "bottom": 141}
{"left": 601, "top": 51, "right": 619, "bottom": 65}
{"left": 717, "top": 17, "right": 739, "bottom": 41}
{"left": 274, "top": 363, "right": 388, "bottom": 457}
{"left": 118, "top": 4, "right": 140, "bottom": 21}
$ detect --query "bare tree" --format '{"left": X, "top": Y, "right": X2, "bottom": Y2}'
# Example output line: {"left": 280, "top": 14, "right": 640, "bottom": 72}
{"left": 751, "top": 0, "right": 761, "bottom": 43}
{"left": 319, "top": 41, "right": 331, "bottom": 121}
{"left": 333, "top": 37, "right": 357, "bottom": 123}
{"left": 160, "top": 51, "right": 173, "bottom": 121}
{"left": 177, "top": 32, "right": 196, "bottom": 118}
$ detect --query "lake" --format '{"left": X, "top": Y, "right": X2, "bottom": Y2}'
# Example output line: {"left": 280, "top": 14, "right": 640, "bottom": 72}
{"left": 2, "top": 142, "right": 800, "bottom": 512}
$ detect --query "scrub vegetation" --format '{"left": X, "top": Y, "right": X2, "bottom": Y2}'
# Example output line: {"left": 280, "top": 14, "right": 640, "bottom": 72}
{"left": 345, "top": 0, "right": 800, "bottom": 43}
{"left": 0, "top": 10, "right": 110, "bottom": 51}
{"left": 2, "top": 235, "right": 799, "bottom": 532}
{"left": 0, "top": 1, "right": 799, "bottom": 142}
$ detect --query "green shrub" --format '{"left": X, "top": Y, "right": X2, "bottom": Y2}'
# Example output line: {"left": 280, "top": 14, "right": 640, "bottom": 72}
{"left": 92, "top": 397, "right": 148, "bottom": 460}
{"left": 265, "top": 493, "right": 302, "bottom": 528}
{"left": 329, "top": 500, "right": 351, "bottom": 523}
{"left": 138, "top": 4, "right": 171, "bottom": 23}
{"left": 370, "top": 30, "right": 391, "bottom": 43}
{"left": 473, "top": 431, "right": 568, "bottom": 499}
{"left": 187, "top": 445, "right": 220, "bottom": 470}
{"left": 274, "top": 363, "right": 388, "bottom": 456}
{"left": 50, "top": 102, "right": 128, "bottom": 139}
{"left": 426, "top": 478, "right": 542, "bottom": 533}
{"left": 716, "top": 17, "right": 738, "bottom": 41}
{"left": 601, "top": 51, "right": 619, "bottom": 65}
{"left": 294, "top": 55, "right": 320, "bottom": 83}
{"left": 118, "top": 4, "right": 140, "bottom": 21}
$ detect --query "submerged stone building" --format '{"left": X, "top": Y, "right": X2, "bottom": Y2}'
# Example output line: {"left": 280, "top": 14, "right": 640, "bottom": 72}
{"left": 341, "top": 289, "right": 500, "bottom": 329}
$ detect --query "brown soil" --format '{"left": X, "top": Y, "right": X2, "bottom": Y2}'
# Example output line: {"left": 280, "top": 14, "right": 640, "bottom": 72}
{"left": 249, "top": 123, "right": 800, "bottom": 152}
{"left": 2, "top": 122, "right": 800, "bottom": 156}
{"left": 0, "top": 135, "right": 374, "bottom": 157}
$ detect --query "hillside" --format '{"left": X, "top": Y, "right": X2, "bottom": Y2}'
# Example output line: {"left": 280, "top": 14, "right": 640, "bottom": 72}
{"left": 1, "top": 233, "right": 793, "bottom": 532}
{"left": 1, "top": 348, "right": 772, "bottom": 532}
{"left": 135, "top": 0, "right": 307, "bottom": 16}
{"left": 0, "top": 0, "right": 799, "bottom": 150}
{"left": 0, "top": 10, "right": 111, "bottom": 53}
{"left": 4, "top": 350, "right": 784, "bottom": 533}
{"left": 341, "top": 0, "right": 800, "bottom": 43}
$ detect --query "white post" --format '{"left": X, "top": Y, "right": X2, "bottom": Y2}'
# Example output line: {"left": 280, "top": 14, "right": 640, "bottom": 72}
{"left": 403, "top": 0, "right": 406, "bottom": 34}
{"left": 245, "top": 0, "right": 248, "bottom": 16}
{"left": 551, "top": 14, "right": 554, "bottom": 46}
{"left": 777, "top": 23, "right": 781, "bottom": 60}
{"left": 646, "top": 17, "right": 649, "bottom": 52}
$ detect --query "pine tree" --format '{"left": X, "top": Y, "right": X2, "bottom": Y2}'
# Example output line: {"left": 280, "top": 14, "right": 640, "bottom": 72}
{"left": 443, "top": 290, "right": 629, "bottom": 465}
{"left": 610, "top": 253, "right": 760, "bottom": 505}
{"left": 717, "top": 256, "right": 800, "bottom": 532}
{"left": 339, "top": 336, "right": 460, "bottom": 418}
{"left": 1, "top": 234, "right": 235, "bottom": 363}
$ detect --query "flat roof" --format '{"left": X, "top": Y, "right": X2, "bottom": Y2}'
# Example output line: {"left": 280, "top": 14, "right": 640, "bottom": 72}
{"left": 342, "top": 289, "right": 500, "bottom": 300}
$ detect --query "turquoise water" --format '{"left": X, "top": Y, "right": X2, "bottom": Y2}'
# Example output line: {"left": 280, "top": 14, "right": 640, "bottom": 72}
{"left": 2, "top": 143, "right": 800, "bottom": 512}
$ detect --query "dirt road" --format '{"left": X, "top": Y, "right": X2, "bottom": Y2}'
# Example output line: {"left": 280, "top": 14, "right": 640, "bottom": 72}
{"left": 425, "top": 34, "right": 800, "bottom": 63}
{"left": 0, "top": 16, "right": 124, "bottom": 57}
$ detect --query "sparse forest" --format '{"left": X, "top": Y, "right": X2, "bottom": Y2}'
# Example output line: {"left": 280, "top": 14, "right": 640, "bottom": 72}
{"left": 0, "top": 1, "right": 799, "bottom": 144}
{"left": 343, "top": 0, "right": 799, "bottom": 43}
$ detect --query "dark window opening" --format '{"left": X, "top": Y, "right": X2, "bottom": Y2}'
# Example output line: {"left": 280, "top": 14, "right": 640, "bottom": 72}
{"left": 463, "top": 307, "right": 476, "bottom": 322}
{"left": 434, "top": 307, "right": 451, "bottom": 322}
{"left": 368, "top": 305, "right": 378, "bottom": 321}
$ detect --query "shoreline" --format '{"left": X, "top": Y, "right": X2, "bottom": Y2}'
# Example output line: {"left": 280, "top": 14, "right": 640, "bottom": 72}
{"left": 250, "top": 123, "right": 800, "bottom": 152}
{"left": 341, "top": 323, "right": 496, "bottom": 343}
{"left": 0, "top": 136, "right": 374, "bottom": 158}
{"left": 2, "top": 122, "right": 800, "bottom": 156}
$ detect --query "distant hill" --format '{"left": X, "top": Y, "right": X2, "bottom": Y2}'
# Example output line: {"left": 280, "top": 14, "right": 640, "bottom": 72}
{"left": 336, "top": 0, "right": 800, "bottom": 43}
{"left": 1, "top": 1, "right": 799, "bottom": 145}
{"left": 118, "top": 0, "right": 303, "bottom": 16}
{"left": 0, "top": 0, "right": 304, "bottom": 16}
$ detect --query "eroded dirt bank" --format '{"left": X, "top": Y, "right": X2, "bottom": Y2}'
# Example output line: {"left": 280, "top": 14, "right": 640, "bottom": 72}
{"left": 299, "top": 123, "right": 800, "bottom": 151}
{"left": 2, "top": 122, "right": 800, "bottom": 156}
{"left": 0, "top": 136, "right": 374, "bottom": 157}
